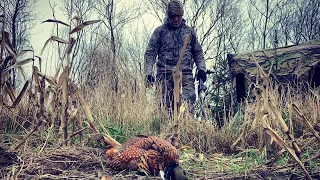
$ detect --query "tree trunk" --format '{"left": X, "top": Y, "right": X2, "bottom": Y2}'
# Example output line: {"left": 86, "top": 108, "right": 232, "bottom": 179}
{"left": 10, "top": 0, "right": 21, "bottom": 89}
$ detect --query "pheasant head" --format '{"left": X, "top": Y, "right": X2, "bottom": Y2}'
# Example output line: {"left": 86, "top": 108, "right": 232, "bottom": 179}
{"left": 163, "top": 161, "right": 188, "bottom": 180}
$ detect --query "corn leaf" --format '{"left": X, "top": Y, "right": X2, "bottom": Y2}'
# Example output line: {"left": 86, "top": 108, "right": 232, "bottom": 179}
{"left": 51, "top": 36, "right": 69, "bottom": 44}
{"left": 1, "top": 31, "right": 15, "bottom": 56}
{"left": 69, "top": 20, "right": 101, "bottom": 34}
{"left": 269, "top": 100, "right": 289, "bottom": 132}
{"left": 252, "top": 55, "right": 268, "bottom": 79}
{"left": 44, "top": 75, "right": 58, "bottom": 87}
{"left": 4, "top": 58, "right": 34, "bottom": 73}
{"left": 3, "top": 44, "right": 17, "bottom": 59}
{"left": 5, "top": 81, "right": 16, "bottom": 102}
{"left": 12, "top": 80, "right": 29, "bottom": 108}
{"left": 49, "top": 93, "right": 58, "bottom": 124}
{"left": 44, "top": 88, "right": 51, "bottom": 103}
{"left": 18, "top": 66, "right": 27, "bottom": 81}
{"left": 42, "top": 19, "right": 70, "bottom": 27}
{"left": 17, "top": 49, "right": 34, "bottom": 57}
{"left": 36, "top": 71, "right": 58, "bottom": 87}
{"left": 40, "top": 36, "right": 68, "bottom": 55}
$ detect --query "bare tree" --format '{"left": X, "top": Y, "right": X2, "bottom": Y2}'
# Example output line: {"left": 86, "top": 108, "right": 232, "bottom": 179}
{"left": 276, "top": 1, "right": 294, "bottom": 46}
{"left": 246, "top": 0, "right": 319, "bottom": 48}
{"left": 93, "top": 0, "right": 141, "bottom": 91}
{"left": 1, "top": 0, "right": 37, "bottom": 89}
{"left": 246, "top": 0, "right": 291, "bottom": 50}
{"left": 52, "top": 0, "right": 143, "bottom": 93}
{"left": 60, "top": 0, "right": 97, "bottom": 82}
{"left": 144, "top": 0, "right": 167, "bottom": 23}
{"left": 290, "top": 0, "right": 320, "bottom": 44}
{"left": 205, "top": 0, "right": 245, "bottom": 123}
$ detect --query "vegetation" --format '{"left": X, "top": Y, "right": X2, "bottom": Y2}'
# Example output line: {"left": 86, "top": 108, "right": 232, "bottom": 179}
{"left": 0, "top": 0, "right": 319, "bottom": 179}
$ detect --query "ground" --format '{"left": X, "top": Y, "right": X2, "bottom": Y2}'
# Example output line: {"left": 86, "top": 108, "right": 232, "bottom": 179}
{"left": 1, "top": 144, "right": 319, "bottom": 180}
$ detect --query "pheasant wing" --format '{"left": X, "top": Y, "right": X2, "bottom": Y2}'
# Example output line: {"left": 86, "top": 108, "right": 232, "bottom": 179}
{"left": 138, "top": 149, "right": 164, "bottom": 176}
{"left": 108, "top": 146, "right": 145, "bottom": 171}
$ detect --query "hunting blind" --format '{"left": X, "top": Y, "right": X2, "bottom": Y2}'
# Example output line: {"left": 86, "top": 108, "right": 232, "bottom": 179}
{"left": 227, "top": 40, "right": 320, "bottom": 103}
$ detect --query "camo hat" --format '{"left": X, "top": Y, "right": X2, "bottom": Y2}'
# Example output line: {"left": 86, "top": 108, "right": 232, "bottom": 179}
{"left": 167, "top": 0, "right": 184, "bottom": 16}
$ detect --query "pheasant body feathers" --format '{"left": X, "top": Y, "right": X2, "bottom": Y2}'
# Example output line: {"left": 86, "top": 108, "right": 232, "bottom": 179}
{"left": 106, "top": 136, "right": 179, "bottom": 175}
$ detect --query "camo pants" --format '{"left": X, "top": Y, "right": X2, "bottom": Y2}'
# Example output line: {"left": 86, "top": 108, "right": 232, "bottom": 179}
{"left": 156, "top": 73, "right": 196, "bottom": 115}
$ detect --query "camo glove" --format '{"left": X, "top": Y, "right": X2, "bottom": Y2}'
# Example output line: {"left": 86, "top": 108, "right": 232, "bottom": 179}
{"left": 197, "top": 70, "right": 207, "bottom": 82}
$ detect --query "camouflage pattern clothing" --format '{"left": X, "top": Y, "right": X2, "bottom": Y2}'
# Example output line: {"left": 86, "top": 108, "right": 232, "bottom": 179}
{"left": 144, "top": 17, "right": 206, "bottom": 113}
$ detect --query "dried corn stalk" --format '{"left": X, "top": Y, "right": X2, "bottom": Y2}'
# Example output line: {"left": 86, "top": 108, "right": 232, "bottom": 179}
{"left": 14, "top": 78, "right": 46, "bottom": 150}
{"left": 60, "top": 67, "right": 69, "bottom": 146}
{"left": 264, "top": 125, "right": 311, "bottom": 179}
{"left": 172, "top": 34, "right": 190, "bottom": 148}
{"left": 292, "top": 103, "right": 320, "bottom": 143}
{"left": 251, "top": 55, "right": 311, "bottom": 179}
{"left": 69, "top": 81, "right": 120, "bottom": 146}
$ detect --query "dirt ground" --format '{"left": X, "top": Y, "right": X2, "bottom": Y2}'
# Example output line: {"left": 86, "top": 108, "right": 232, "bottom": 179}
{"left": 1, "top": 145, "right": 319, "bottom": 180}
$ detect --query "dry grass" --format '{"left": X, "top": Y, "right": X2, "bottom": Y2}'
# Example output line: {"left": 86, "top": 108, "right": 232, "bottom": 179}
{"left": 2, "top": 57, "right": 320, "bottom": 168}
{"left": 1, "top": 75, "right": 320, "bottom": 179}
{"left": 1, "top": 60, "right": 320, "bottom": 179}
{"left": 1, "top": 146, "right": 108, "bottom": 180}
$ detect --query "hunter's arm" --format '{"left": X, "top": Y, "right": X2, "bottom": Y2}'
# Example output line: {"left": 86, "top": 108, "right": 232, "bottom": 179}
{"left": 144, "top": 27, "right": 161, "bottom": 76}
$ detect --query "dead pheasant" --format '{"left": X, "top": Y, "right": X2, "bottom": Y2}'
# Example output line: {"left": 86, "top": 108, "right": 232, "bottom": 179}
{"left": 105, "top": 135, "right": 187, "bottom": 180}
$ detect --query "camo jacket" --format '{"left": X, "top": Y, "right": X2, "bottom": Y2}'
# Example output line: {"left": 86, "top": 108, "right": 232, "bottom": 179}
{"left": 144, "top": 19, "right": 206, "bottom": 76}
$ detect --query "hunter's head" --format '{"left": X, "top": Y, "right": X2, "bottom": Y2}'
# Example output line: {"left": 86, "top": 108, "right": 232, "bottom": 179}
{"left": 167, "top": 0, "right": 184, "bottom": 28}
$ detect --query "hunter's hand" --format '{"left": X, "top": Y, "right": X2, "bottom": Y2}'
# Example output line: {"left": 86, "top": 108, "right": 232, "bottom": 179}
{"left": 146, "top": 75, "right": 155, "bottom": 88}
{"left": 197, "top": 70, "right": 207, "bottom": 82}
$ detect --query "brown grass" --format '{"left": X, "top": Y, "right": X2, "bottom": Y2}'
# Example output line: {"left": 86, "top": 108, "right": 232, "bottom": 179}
{"left": 1, "top": 66, "right": 319, "bottom": 179}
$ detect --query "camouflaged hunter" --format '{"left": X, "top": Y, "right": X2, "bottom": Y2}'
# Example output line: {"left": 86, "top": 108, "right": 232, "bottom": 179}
{"left": 144, "top": 0, "right": 206, "bottom": 113}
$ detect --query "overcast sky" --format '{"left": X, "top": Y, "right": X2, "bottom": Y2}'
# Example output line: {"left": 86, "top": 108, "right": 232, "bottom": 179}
{"left": 28, "top": 0, "right": 161, "bottom": 76}
{"left": 31, "top": 0, "right": 66, "bottom": 54}
{"left": 27, "top": 0, "right": 66, "bottom": 75}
